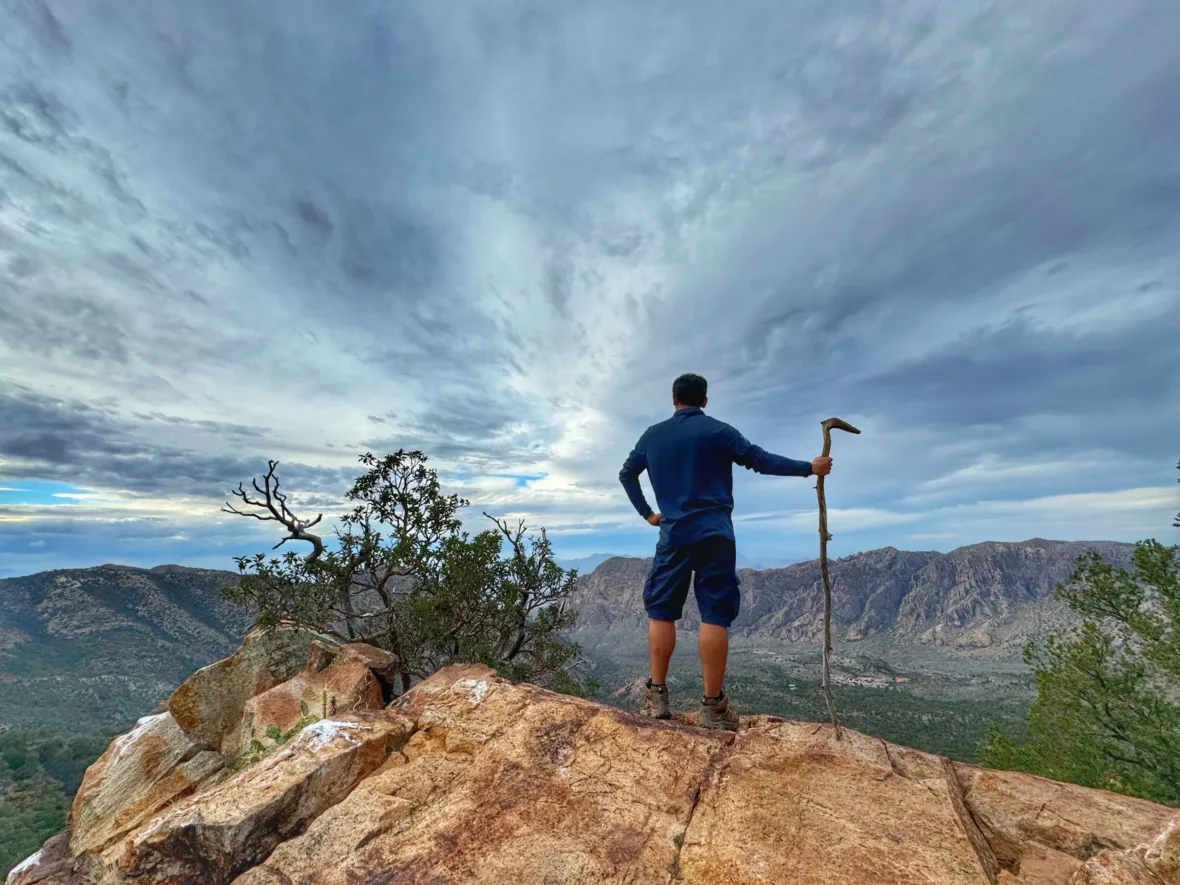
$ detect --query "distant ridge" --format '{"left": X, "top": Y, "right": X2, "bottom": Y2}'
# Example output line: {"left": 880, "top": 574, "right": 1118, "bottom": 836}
{"left": 0, "top": 564, "right": 250, "bottom": 734}
{"left": 0, "top": 539, "right": 1138, "bottom": 735}
{"left": 571, "top": 538, "right": 1136, "bottom": 654}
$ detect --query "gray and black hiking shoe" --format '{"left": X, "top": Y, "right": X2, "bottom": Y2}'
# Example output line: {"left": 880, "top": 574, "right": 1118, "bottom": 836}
{"left": 643, "top": 679, "right": 671, "bottom": 719}
{"left": 699, "top": 690, "right": 740, "bottom": 731}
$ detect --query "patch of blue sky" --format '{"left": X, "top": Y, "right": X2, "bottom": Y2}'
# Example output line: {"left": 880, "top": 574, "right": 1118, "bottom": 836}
{"left": 488, "top": 473, "right": 547, "bottom": 489}
{"left": 0, "top": 479, "right": 92, "bottom": 506}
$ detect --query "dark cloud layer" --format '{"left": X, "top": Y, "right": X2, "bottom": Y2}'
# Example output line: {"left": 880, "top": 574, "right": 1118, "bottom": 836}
{"left": 0, "top": 388, "right": 351, "bottom": 499}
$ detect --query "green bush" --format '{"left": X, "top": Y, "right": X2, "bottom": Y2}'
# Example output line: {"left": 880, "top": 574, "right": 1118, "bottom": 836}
{"left": 981, "top": 529, "right": 1180, "bottom": 805}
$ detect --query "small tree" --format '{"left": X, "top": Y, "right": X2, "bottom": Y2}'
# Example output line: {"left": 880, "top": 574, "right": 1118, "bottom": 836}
{"left": 980, "top": 488, "right": 1180, "bottom": 803}
{"left": 221, "top": 450, "right": 596, "bottom": 698}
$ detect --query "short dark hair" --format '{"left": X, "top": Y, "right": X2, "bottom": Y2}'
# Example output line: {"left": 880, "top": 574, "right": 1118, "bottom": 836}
{"left": 672, "top": 373, "right": 708, "bottom": 407}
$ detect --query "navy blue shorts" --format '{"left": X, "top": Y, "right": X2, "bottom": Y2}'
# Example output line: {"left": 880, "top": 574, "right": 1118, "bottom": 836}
{"left": 643, "top": 535, "right": 741, "bottom": 628}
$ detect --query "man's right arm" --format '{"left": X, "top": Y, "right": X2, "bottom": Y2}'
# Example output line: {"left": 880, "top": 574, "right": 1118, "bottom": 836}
{"left": 723, "top": 425, "right": 814, "bottom": 477}
{"left": 619, "top": 439, "right": 655, "bottom": 520}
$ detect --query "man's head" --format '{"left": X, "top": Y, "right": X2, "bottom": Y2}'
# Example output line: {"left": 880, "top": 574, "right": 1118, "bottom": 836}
{"left": 672, "top": 373, "right": 708, "bottom": 409}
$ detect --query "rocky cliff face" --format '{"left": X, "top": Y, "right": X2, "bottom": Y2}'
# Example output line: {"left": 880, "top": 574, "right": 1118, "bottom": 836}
{"left": 572, "top": 539, "right": 1135, "bottom": 652}
{"left": 0, "top": 565, "right": 250, "bottom": 734}
{"left": 8, "top": 628, "right": 1177, "bottom": 885}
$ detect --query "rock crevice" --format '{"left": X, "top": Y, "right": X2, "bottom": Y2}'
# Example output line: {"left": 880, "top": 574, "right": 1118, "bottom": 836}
{"left": 669, "top": 732, "right": 738, "bottom": 883}
{"left": 942, "top": 756, "right": 1001, "bottom": 884}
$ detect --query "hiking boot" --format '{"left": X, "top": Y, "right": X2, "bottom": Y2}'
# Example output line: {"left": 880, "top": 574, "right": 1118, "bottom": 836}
{"left": 643, "top": 679, "right": 671, "bottom": 719}
{"left": 699, "top": 690, "right": 740, "bottom": 731}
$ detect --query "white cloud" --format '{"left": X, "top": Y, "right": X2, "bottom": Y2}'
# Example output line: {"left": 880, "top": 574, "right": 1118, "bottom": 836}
{"left": 912, "top": 454, "right": 1110, "bottom": 493}
{"left": 972, "top": 486, "right": 1175, "bottom": 516}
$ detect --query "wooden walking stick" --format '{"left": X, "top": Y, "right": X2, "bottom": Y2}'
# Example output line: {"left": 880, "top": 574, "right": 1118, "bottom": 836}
{"left": 817, "top": 417, "right": 860, "bottom": 740}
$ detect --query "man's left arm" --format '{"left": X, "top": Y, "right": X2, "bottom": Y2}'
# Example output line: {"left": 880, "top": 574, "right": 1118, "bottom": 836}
{"left": 619, "top": 442, "right": 656, "bottom": 521}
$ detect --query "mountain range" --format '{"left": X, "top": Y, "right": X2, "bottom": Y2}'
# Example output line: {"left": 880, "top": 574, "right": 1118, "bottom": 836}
{"left": 0, "top": 538, "right": 1132, "bottom": 736}
{"left": 570, "top": 538, "right": 1134, "bottom": 654}
{"left": 0, "top": 564, "right": 250, "bottom": 734}
{"left": 559, "top": 550, "right": 773, "bottom": 573}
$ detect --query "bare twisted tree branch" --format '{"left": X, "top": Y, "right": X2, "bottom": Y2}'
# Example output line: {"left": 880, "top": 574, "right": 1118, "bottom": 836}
{"left": 222, "top": 460, "right": 325, "bottom": 561}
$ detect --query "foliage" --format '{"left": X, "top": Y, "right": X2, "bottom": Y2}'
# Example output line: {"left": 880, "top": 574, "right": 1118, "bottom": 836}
{"left": 0, "top": 731, "right": 109, "bottom": 876}
{"left": 980, "top": 532, "right": 1180, "bottom": 805}
{"left": 222, "top": 450, "right": 596, "bottom": 698}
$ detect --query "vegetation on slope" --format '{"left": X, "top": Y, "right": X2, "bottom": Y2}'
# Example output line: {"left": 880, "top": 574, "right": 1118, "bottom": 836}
{"left": 982, "top": 466, "right": 1180, "bottom": 806}
{"left": 0, "top": 731, "right": 109, "bottom": 876}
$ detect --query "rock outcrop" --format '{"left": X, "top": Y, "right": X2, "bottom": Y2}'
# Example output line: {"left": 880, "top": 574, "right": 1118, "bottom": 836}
{"left": 8, "top": 631, "right": 1176, "bottom": 885}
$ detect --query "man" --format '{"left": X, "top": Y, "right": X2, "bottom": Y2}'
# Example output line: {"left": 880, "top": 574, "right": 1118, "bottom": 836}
{"left": 618, "top": 373, "right": 833, "bottom": 730}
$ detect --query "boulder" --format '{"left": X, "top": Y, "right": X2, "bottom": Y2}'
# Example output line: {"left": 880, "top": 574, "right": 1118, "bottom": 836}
{"left": 954, "top": 765, "right": 1177, "bottom": 869}
{"left": 335, "top": 642, "right": 400, "bottom": 694}
{"left": 168, "top": 626, "right": 335, "bottom": 751}
{"left": 235, "top": 664, "right": 730, "bottom": 884}
{"left": 98, "top": 712, "right": 406, "bottom": 884}
{"left": 220, "top": 644, "right": 388, "bottom": 760}
{"left": 4, "top": 833, "right": 79, "bottom": 885}
{"left": 1065, "top": 815, "right": 1180, "bottom": 884}
{"left": 1144, "top": 818, "right": 1179, "bottom": 881}
{"left": 69, "top": 712, "right": 224, "bottom": 859}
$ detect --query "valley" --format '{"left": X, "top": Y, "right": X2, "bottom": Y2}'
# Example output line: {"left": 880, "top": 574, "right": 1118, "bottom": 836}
{"left": 581, "top": 634, "right": 1034, "bottom": 763}
{"left": 0, "top": 538, "right": 1118, "bottom": 755}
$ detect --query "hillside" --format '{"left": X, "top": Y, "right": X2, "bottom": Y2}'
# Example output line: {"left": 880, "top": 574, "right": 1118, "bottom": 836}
{"left": 0, "top": 539, "right": 1134, "bottom": 737}
{"left": 571, "top": 538, "right": 1135, "bottom": 655}
{"left": 8, "top": 629, "right": 1177, "bottom": 885}
{"left": 0, "top": 565, "right": 251, "bottom": 735}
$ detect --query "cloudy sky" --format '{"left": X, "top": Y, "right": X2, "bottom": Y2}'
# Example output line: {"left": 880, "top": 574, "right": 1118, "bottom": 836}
{"left": 1, "top": 0, "right": 1177, "bottom": 577}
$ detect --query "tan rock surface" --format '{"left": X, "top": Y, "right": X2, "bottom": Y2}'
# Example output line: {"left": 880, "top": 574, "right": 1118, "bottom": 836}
{"left": 1144, "top": 818, "right": 1179, "bottom": 881}
{"left": 955, "top": 765, "right": 1177, "bottom": 868}
{"left": 168, "top": 626, "right": 332, "bottom": 750}
{"left": 99, "top": 712, "right": 405, "bottom": 884}
{"left": 1069, "top": 850, "right": 1165, "bottom": 884}
{"left": 676, "top": 721, "right": 993, "bottom": 884}
{"left": 68, "top": 712, "right": 224, "bottom": 859}
{"left": 239, "top": 664, "right": 730, "bottom": 884}
{"left": 1062, "top": 815, "right": 1180, "bottom": 885}
{"left": 996, "top": 845, "right": 1083, "bottom": 884}
{"left": 11, "top": 640, "right": 1178, "bottom": 885}
{"left": 221, "top": 645, "right": 386, "bottom": 760}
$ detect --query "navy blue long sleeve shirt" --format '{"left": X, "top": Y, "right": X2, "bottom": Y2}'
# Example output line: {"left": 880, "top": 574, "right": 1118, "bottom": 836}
{"left": 619, "top": 407, "right": 813, "bottom": 546}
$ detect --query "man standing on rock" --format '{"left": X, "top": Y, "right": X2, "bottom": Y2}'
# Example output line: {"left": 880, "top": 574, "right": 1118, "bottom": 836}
{"left": 619, "top": 373, "right": 832, "bottom": 730}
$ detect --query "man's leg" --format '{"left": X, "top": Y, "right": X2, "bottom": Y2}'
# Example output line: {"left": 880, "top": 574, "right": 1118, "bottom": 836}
{"left": 649, "top": 619, "right": 676, "bottom": 685}
{"left": 693, "top": 536, "right": 742, "bottom": 730}
{"left": 698, "top": 623, "right": 728, "bottom": 698}
{"left": 641, "top": 542, "right": 691, "bottom": 719}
